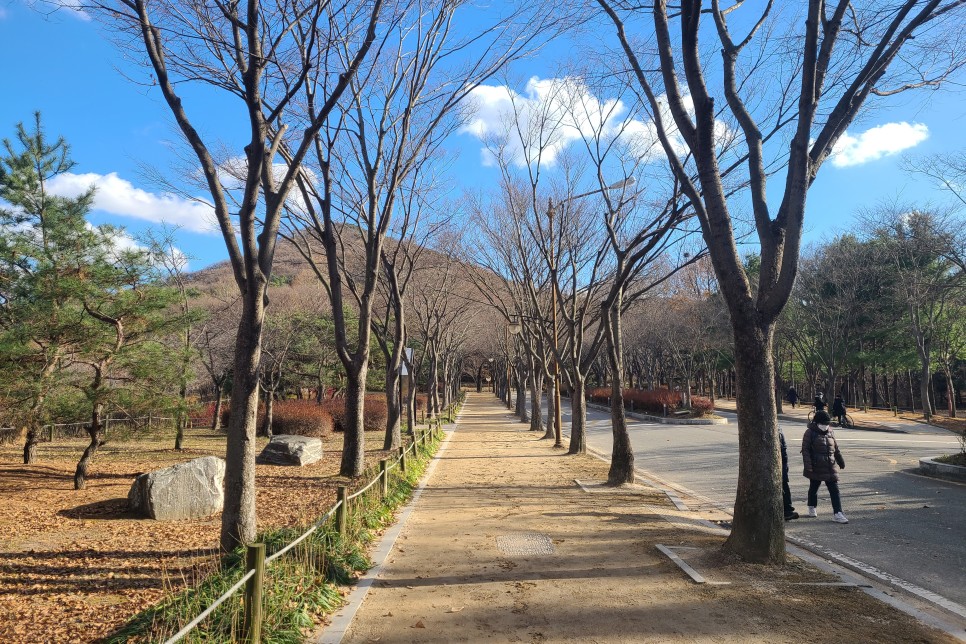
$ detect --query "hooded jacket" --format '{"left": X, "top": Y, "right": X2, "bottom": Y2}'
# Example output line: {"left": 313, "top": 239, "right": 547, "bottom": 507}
{"left": 802, "top": 421, "right": 845, "bottom": 482}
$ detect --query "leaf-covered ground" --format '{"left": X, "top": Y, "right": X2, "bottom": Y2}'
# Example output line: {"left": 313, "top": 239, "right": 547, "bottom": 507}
{"left": 0, "top": 428, "right": 392, "bottom": 643}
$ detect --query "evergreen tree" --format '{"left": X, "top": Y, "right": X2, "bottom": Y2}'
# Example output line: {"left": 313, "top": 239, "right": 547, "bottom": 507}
{"left": 0, "top": 113, "right": 95, "bottom": 463}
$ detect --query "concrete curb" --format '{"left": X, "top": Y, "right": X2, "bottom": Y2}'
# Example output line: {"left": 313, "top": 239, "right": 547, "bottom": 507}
{"left": 918, "top": 457, "right": 966, "bottom": 483}
{"left": 313, "top": 408, "right": 463, "bottom": 644}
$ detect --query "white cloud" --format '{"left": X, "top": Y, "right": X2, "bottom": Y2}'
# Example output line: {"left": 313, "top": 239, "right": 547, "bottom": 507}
{"left": 47, "top": 172, "right": 218, "bottom": 233}
{"left": 831, "top": 122, "right": 929, "bottom": 168}
{"left": 460, "top": 77, "right": 731, "bottom": 168}
{"left": 25, "top": 0, "right": 89, "bottom": 20}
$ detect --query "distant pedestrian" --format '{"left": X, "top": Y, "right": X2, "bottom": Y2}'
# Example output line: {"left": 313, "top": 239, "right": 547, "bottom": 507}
{"left": 787, "top": 387, "right": 799, "bottom": 409}
{"left": 801, "top": 410, "right": 848, "bottom": 524}
{"left": 813, "top": 392, "right": 827, "bottom": 412}
{"left": 780, "top": 429, "right": 798, "bottom": 520}
{"left": 832, "top": 394, "right": 847, "bottom": 426}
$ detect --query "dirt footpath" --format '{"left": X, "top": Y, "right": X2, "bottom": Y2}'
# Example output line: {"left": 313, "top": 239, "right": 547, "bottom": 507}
{"left": 338, "top": 393, "right": 959, "bottom": 644}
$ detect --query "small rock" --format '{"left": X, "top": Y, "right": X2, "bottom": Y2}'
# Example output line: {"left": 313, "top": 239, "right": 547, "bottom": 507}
{"left": 256, "top": 435, "right": 323, "bottom": 466}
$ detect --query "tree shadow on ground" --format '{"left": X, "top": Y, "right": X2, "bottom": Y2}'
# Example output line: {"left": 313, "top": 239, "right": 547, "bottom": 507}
{"left": 58, "top": 497, "right": 139, "bottom": 520}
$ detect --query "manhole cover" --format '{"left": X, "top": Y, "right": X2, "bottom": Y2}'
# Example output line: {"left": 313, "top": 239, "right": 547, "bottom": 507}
{"left": 496, "top": 533, "right": 555, "bottom": 556}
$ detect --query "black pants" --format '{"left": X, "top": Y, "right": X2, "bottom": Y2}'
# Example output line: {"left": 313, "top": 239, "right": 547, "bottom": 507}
{"left": 782, "top": 473, "right": 795, "bottom": 515}
{"left": 807, "top": 479, "right": 842, "bottom": 513}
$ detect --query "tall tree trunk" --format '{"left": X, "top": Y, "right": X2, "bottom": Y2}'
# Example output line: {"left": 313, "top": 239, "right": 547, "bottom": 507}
{"left": 529, "top": 371, "right": 544, "bottom": 432}
{"left": 23, "top": 425, "right": 41, "bottom": 465}
{"left": 428, "top": 351, "right": 440, "bottom": 418}
{"left": 919, "top": 354, "right": 932, "bottom": 420}
{"left": 211, "top": 381, "right": 225, "bottom": 432}
{"left": 220, "top": 291, "right": 264, "bottom": 553}
{"left": 340, "top": 361, "right": 368, "bottom": 477}
{"left": 604, "top": 303, "right": 633, "bottom": 486}
{"left": 75, "top": 401, "right": 105, "bottom": 490}
{"left": 542, "top": 377, "right": 556, "bottom": 439}
{"left": 259, "top": 386, "right": 274, "bottom": 438}
{"left": 384, "top": 363, "right": 402, "bottom": 450}
{"left": 722, "top": 320, "right": 785, "bottom": 564}
{"left": 569, "top": 376, "right": 587, "bottom": 455}
{"left": 405, "top": 371, "right": 416, "bottom": 436}
{"left": 175, "top": 380, "right": 187, "bottom": 451}
{"left": 515, "top": 363, "right": 528, "bottom": 422}
{"left": 944, "top": 366, "right": 957, "bottom": 419}
{"left": 175, "top": 329, "right": 190, "bottom": 450}
{"left": 23, "top": 395, "right": 46, "bottom": 464}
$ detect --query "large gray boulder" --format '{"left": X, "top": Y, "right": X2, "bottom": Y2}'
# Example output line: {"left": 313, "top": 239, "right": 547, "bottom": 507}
{"left": 256, "top": 434, "right": 323, "bottom": 466}
{"left": 128, "top": 456, "right": 225, "bottom": 520}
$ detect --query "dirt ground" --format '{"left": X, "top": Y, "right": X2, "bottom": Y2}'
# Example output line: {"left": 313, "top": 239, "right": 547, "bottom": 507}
{"left": 0, "top": 427, "right": 392, "bottom": 643}
{"left": 339, "top": 393, "right": 961, "bottom": 644}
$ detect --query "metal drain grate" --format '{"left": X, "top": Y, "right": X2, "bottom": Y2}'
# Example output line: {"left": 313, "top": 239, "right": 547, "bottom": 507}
{"left": 496, "top": 533, "right": 555, "bottom": 556}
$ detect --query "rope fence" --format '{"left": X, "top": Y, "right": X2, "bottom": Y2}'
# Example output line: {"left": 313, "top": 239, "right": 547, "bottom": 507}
{"left": 158, "top": 413, "right": 454, "bottom": 644}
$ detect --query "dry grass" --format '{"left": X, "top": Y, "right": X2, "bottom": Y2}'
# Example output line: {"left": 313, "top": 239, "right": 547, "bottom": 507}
{"left": 0, "top": 427, "right": 393, "bottom": 643}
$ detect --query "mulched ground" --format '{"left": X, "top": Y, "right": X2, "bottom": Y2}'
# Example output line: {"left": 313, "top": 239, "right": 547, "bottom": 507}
{"left": 0, "top": 427, "right": 393, "bottom": 643}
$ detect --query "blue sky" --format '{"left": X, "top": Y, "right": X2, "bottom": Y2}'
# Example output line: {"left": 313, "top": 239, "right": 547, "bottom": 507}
{"left": 2, "top": 2, "right": 964, "bottom": 269}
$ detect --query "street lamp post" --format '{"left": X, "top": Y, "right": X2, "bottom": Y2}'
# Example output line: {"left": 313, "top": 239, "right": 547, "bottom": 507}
{"left": 545, "top": 176, "right": 636, "bottom": 449}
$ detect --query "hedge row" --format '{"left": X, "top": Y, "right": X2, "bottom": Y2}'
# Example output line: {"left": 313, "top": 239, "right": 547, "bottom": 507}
{"left": 218, "top": 396, "right": 397, "bottom": 437}
{"left": 588, "top": 387, "right": 714, "bottom": 417}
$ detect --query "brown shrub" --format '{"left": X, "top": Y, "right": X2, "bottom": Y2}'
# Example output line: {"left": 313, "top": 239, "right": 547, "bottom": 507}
{"left": 587, "top": 387, "right": 682, "bottom": 415}
{"left": 220, "top": 400, "right": 333, "bottom": 437}
{"left": 320, "top": 394, "right": 389, "bottom": 432}
{"left": 690, "top": 396, "right": 714, "bottom": 417}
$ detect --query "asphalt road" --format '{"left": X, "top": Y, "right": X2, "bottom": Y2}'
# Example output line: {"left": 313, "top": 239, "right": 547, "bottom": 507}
{"left": 526, "top": 397, "right": 966, "bottom": 614}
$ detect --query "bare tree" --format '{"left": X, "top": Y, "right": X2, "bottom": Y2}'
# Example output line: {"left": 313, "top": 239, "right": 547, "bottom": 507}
{"left": 91, "top": 0, "right": 386, "bottom": 550}
{"left": 282, "top": 0, "right": 563, "bottom": 476}
{"left": 596, "top": 0, "right": 966, "bottom": 561}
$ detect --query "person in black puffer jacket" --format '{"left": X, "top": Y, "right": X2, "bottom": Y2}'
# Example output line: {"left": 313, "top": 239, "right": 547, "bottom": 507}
{"left": 801, "top": 410, "right": 848, "bottom": 524}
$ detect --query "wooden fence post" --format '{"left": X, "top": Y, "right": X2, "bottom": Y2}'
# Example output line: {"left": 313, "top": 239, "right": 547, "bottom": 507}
{"left": 336, "top": 486, "right": 348, "bottom": 536}
{"left": 243, "top": 542, "right": 265, "bottom": 643}
{"left": 380, "top": 459, "right": 388, "bottom": 499}
{"left": 400, "top": 447, "right": 407, "bottom": 473}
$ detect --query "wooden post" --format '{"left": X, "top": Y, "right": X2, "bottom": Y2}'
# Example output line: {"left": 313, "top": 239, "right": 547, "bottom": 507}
{"left": 379, "top": 459, "right": 388, "bottom": 499}
{"left": 243, "top": 543, "right": 265, "bottom": 643}
{"left": 400, "top": 447, "right": 407, "bottom": 473}
{"left": 336, "top": 486, "right": 348, "bottom": 536}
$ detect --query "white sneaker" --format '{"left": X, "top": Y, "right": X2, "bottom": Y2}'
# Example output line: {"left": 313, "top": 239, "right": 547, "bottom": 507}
{"left": 833, "top": 512, "right": 849, "bottom": 524}
{"left": 806, "top": 506, "right": 817, "bottom": 517}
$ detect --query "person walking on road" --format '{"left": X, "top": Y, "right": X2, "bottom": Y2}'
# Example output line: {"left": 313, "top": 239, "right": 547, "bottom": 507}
{"left": 787, "top": 387, "right": 799, "bottom": 409}
{"left": 802, "top": 410, "right": 848, "bottom": 524}
{"left": 832, "top": 394, "right": 847, "bottom": 426}
{"left": 780, "top": 429, "right": 798, "bottom": 520}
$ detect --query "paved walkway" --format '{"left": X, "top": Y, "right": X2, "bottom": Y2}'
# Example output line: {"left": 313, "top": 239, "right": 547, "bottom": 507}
{"left": 318, "top": 393, "right": 961, "bottom": 644}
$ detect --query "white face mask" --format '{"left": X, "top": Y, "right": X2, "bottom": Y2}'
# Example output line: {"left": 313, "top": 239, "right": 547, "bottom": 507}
{"left": 818, "top": 424, "right": 830, "bottom": 431}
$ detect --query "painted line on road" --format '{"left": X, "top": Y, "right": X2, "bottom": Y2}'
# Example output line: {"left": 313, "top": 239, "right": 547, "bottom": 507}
{"left": 835, "top": 438, "right": 960, "bottom": 445}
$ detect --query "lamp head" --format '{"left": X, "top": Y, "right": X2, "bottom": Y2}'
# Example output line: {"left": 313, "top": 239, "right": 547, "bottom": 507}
{"left": 608, "top": 176, "right": 636, "bottom": 190}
